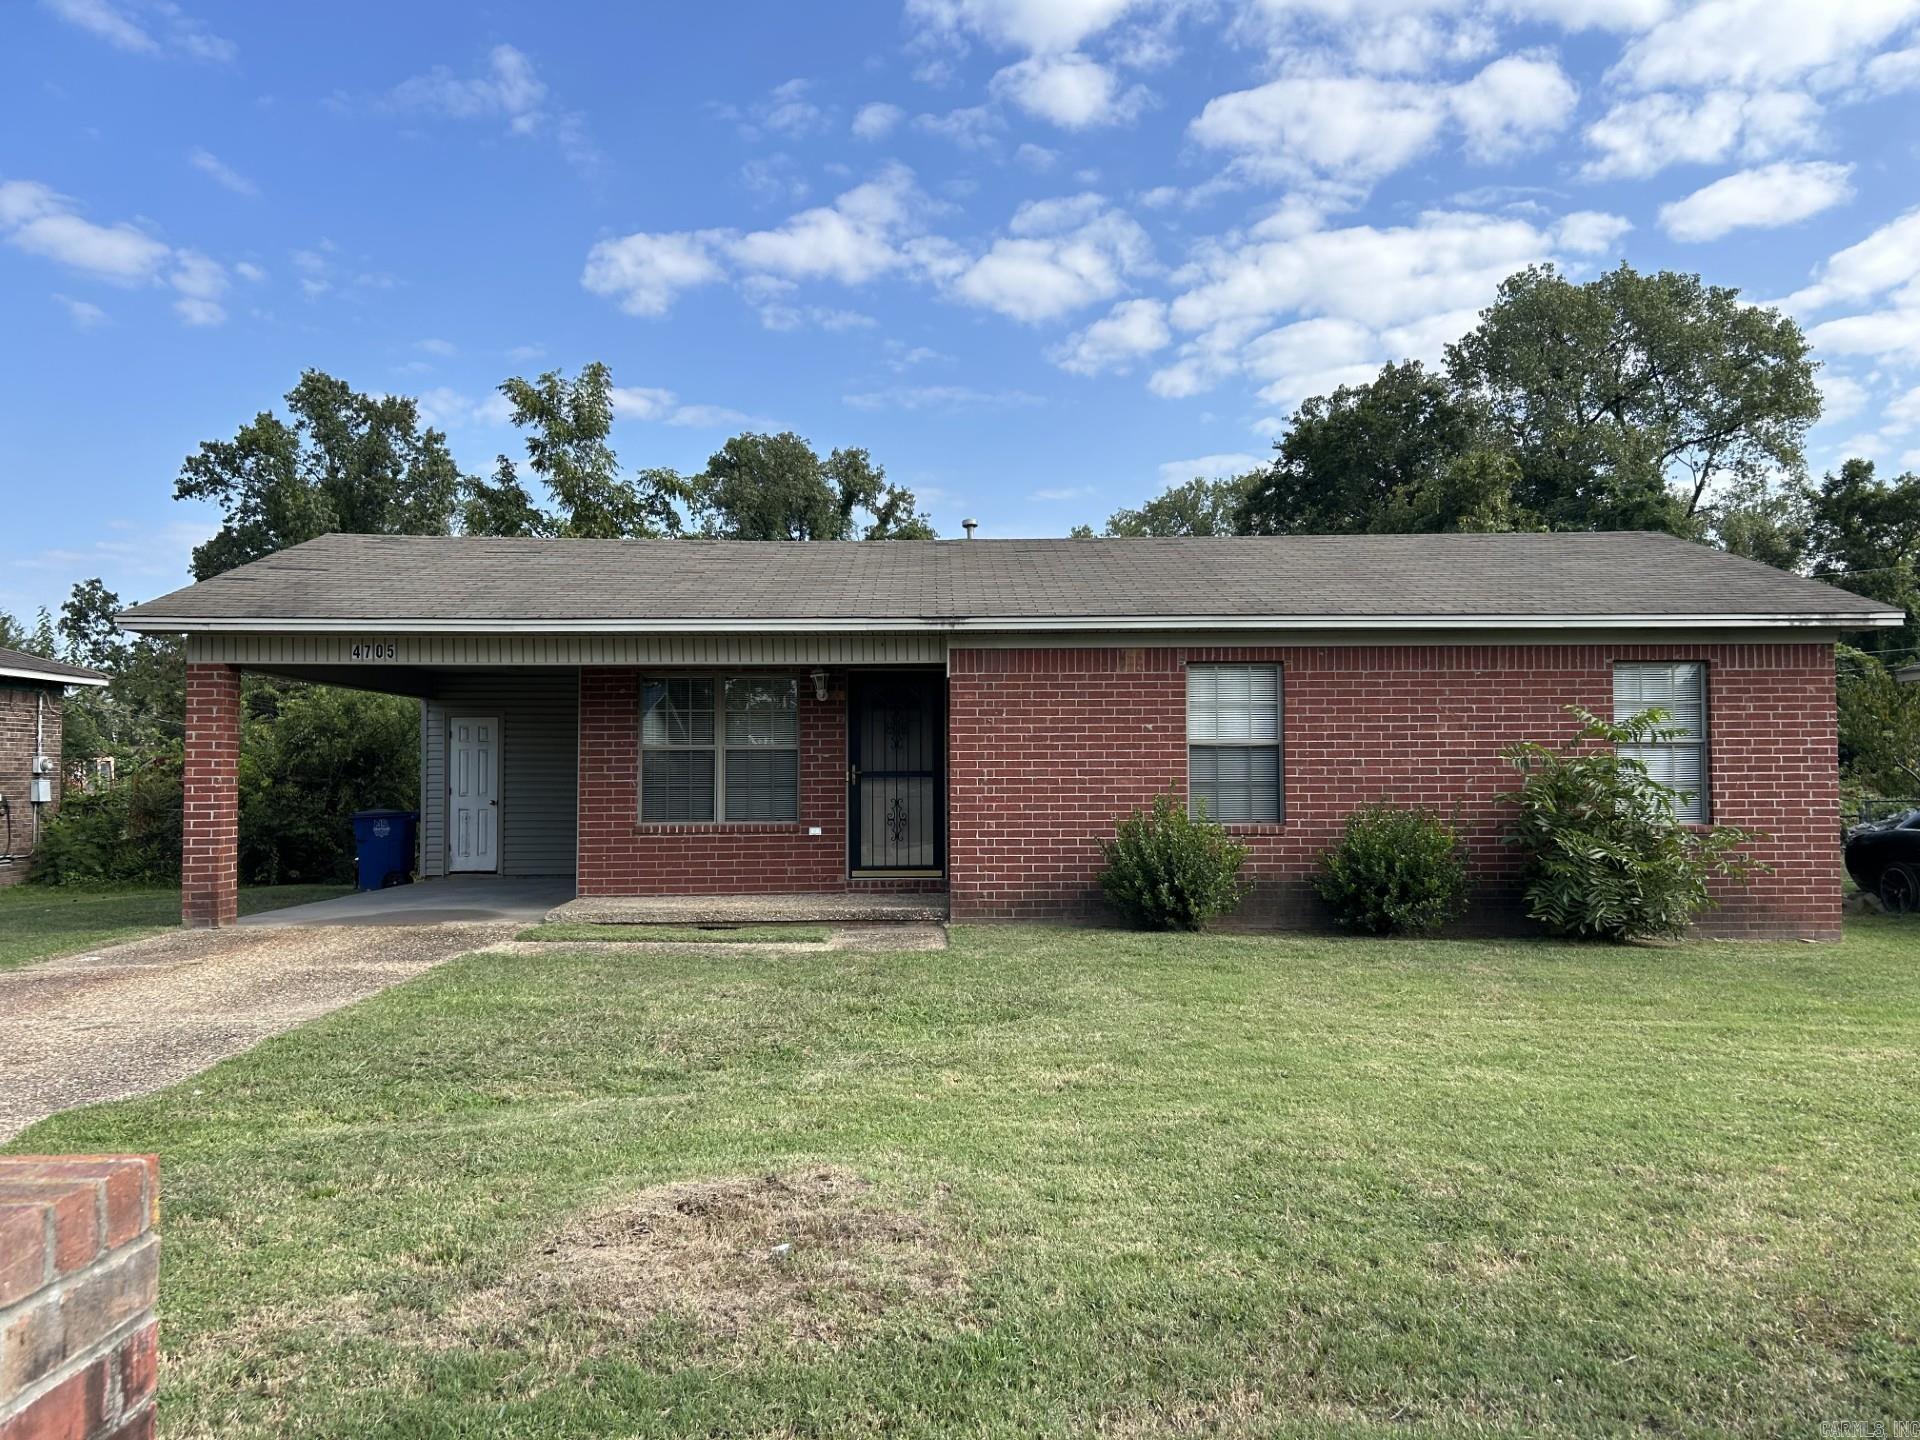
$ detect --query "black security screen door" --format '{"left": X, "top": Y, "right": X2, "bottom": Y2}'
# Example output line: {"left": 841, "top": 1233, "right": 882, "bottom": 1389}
{"left": 848, "top": 673, "right": 945, "bottom": 873}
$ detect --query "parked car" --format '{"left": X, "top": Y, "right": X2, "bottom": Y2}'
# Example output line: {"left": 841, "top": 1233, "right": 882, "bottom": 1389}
{"left": 1844, "top": 809, "right": 1920, "bottom": 913}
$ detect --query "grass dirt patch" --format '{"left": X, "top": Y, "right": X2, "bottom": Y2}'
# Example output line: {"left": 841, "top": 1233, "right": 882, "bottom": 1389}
{"left": 451, "top": 1167, "right": 967, "bottom": 1351}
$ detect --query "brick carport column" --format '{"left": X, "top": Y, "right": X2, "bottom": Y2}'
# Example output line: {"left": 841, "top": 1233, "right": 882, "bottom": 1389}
{"left": 182, "top": 662, "right": 241, "bottom": 928}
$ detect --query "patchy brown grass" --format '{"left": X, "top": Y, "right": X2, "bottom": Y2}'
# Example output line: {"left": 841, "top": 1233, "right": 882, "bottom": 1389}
{"left": 450, "top": 1167, "right": 969, "bottom": 1351}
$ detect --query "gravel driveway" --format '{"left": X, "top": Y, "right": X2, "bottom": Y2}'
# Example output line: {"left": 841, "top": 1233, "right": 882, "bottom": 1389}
{"left": 0, "top": 923, "right": 511, "bottom": 1141}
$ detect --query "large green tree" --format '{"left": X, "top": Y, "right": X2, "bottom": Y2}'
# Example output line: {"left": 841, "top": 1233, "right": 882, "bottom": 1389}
{"left": 1093, "top": 474, "right": 1258, "bottom": 537}
{"left": 460, "top": 362, "right": 689, "bottom": 538}
{"left": 1237, "top": 362, "right": 1503, "bottom": 535}
{"left": 691, "top": 432, "right": 934, "bottom": 540}
{"left": 1805, "top": 459, "right": 1920, "bottom": 647}
{"left": 175, "top": 370, "right": 465, "bottom": 578}
{"left": 1445, "top": 264, "right": 1819, "bottom": 532}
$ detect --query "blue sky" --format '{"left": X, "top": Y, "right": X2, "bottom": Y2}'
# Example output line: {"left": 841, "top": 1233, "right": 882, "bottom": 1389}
{"left": 5, "top": 0, "right": 1920, "bottom": 619}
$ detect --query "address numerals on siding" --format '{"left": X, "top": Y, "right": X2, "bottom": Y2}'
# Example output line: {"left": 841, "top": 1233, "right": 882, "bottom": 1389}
{"left": 350, "top": 641, "right": 399, "bottom": 661}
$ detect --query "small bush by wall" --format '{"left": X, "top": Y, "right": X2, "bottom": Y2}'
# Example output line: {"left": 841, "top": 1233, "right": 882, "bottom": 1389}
{"left": 1315, "top": 804, "right": 1469, "bottom": 936}
{"left": 1500, "top": 706, "right": 1767, "bottom": 942}
{"left": 1098, "top": 791, "right": 1249, "bottom": 931}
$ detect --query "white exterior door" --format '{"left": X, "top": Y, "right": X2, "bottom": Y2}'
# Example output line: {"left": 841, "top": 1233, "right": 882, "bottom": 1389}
{"left": 449, "top": 716, "right": 499, "bottom": 873}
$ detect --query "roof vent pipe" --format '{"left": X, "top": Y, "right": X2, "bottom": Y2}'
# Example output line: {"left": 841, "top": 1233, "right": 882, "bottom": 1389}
{"left": 961, "top": 518, "right": 978, "bottom": 539}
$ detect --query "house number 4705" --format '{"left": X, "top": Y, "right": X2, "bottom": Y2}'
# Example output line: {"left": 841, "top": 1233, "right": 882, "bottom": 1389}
{"left": 351, "top": 641, "right": 398, "bottom": 661}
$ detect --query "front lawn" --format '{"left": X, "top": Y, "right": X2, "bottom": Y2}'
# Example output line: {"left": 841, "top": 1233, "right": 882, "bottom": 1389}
{"left": 0, "top": 883, "right": 352, "bottom": 969}
{"left": 11, "top": 919, "right": 1918, "bottom": 1437}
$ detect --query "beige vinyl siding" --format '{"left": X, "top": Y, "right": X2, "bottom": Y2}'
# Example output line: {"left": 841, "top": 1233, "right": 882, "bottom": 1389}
{"left": 421, "top": 671, "right": 578, "bottom": 878}
{"left": 188, "top": 632, "right": 947, "bottom": 667}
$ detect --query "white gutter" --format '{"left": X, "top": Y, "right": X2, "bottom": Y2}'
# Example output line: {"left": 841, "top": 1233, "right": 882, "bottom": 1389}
{"left": 116, "top": 610, "right": 1907, "bottom": 635}
{"left": 0, "top": 664, "right": 108, "bottom": 687}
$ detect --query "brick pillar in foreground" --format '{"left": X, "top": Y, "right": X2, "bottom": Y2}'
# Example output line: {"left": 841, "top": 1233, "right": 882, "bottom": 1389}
{"left": 0, "top": 1155, "right": 160, "bottom": 1440}
{"left": 182, "top": 662, "right": 241, "bottom": 928}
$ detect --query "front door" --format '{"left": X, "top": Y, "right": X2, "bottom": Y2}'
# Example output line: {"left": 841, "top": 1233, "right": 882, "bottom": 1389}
{"left": 848, "top": 674, "right": 945, "bottom": 875}
{"left": 448, "top": 715, "right": 499, "bottom": 873}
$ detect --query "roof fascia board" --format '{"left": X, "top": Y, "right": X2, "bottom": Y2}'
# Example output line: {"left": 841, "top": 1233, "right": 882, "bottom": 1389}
{"left": 0, "top": 665, "right": 108, "bottom": 686}
{"left": 116, "top": 611, "right": 1907, "bottom": 635}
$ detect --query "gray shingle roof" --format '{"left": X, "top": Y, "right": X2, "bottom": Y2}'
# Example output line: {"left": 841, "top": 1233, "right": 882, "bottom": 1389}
{"left": 115, "top": 530, "right": 1903, "bottom": 631}
{"left": 0, "top": 645, "right": 109, "bottom": 686}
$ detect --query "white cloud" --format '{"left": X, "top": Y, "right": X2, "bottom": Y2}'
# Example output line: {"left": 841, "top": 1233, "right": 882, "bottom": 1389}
{"left": 1555, "top": 210, "right": 1633, "bottom": 253}
{"left": 1050, "top": 297, "right": 1171, "bottom": 374}
{"left": 852, "top": 101, "right": 905, "bottom": 140}
{"left": 187, "top": 147, "right": 256, "bottom": 196}
{"left": 581, "top": 231, "right": 728, "bottom": 316}
{"left": 53, "top": 294, "right": 108, "bottom": 329}
{"left": 392, "top": 43, "right": 547, "bottom": 133}
{"left": 1786, "top": 207, "right": 1920, "bottom": 310}
{"left": 1580, "top": 89, "right": 1822, "bottom": 179}
{"left": 388, "top": 43, "right": 599, "bottom": 173}
{"left": 167, "top": 249, "right": 228, "bottom": 325}
{"left": 1029, "top": 484, "right": 1098, "bottom": 500}
{"left": 1157, "top": 452, "right": 1265, "bottom": 484}
{"left": 1449, "top": 52, "right": 1578, "bottom": 161}
{"left": 41, "top": 0, "right": 235, "bottom": 61}
{"left": 417, "top": 387, "right": 516, "bottom": 429}
{"left": 1808, "top": 309, "right": 1920, "bottom": 362}
{"left": 843, "top": 385, "right": 1044, "bottom": 411}
{"left": 990, "top": 52, "right": 1147, "bottom": 128}
{"left": 913, "top": 105, "right": 1004, "bottom": 150}
{"left": 415, "top": 337, "right": 458, "bottom": 357}
{"left": 1015, "top": 142, "right": 1060, "bottom": 171}
{"left": 1191, "top": 74, "right": 1447, "bottom": 182}
{"left": 233, "top": 260, "right": 266, "bottom": 283}
{"left": 1611, "top": 0, "right": 1920, "bottom": 93}
{"left": 905, "top": 0, "right": 1141, "bottom": 53}
{"left": 1151, "top": 208, "right": 1571, "bottom": 401}
{"left": 607, "top": 385, "right": 760, "bottom": 429}
{"left": 948, "top": 194, "right": 1154, "bottom": 322}
{"left": 1658, "top": 161, "right": 1854, "bottom": 241}
{"left": 1865, "top": 44, "right": 1920, "bottom": 91}
{"left": 1191, "top": 54, "right": 1575, "bottom": 184}
{"left": 0, "top": 179, "right": 168, "bottom": 281}
{"left": 0, "top": 177, "right": 231, "bottom": 326}
{"left": 1820, "top": 374, "right": 1871, "bottom": 424}
{"left": 757, "top": 302, "right": 877, "bottom": 332}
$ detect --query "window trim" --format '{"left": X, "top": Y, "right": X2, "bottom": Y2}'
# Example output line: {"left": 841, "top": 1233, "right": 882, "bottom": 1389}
{"left": 1612, "top": 660, "right": 1710, "bottom": 824}
{"left": 639, "top": 673, "right": 801, "bottom": 826}
{"left": 1185, "top": 662, "right": 1285, "bottom": 826}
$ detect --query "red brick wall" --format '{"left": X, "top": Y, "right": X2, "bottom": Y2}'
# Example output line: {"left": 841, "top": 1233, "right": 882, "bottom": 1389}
{"left": 577, "top": 668, "right": 852, "bottom": 895}
{"left": 947, "top": 642, "right": 1841, "bottom": 940}
{"left": 0, "top": 1155, "right": 159, "bottom": 1440}
{"left": 0, "top": 684, "right": 63, "bottom": 889}
{"left": 182, "top": 663, "right": 240, "bottom": 928}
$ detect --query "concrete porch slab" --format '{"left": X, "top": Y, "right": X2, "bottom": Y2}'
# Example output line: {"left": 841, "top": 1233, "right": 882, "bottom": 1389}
{"left": 239, "top": 875, "right": 577, "bottom": 928}
{"left": 548, "top": 892, "right": 949, "bottom": 925}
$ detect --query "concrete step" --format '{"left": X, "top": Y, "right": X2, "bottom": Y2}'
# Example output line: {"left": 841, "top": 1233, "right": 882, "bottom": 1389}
{"left": 546, "top": 892, "right": 949, "bottom": 925}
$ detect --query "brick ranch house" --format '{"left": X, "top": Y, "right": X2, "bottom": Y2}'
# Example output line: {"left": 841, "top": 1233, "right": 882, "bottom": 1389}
{"left": 115, "top": 530, "right": 1901, "bottom": 938}
{"left": 0, "top": 646, "right": 108, "bottom": 887}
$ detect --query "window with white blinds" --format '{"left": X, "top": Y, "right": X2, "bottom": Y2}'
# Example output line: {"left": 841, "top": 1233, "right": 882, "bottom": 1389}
{"left": 641, "top": 676, "right": 799, "bottom": 822}
{"left": 1613, "top": 661, "right": 1708, "bottom": 822}
{"left": 1187, "top": 664, "right": 1282, "bottom": 823}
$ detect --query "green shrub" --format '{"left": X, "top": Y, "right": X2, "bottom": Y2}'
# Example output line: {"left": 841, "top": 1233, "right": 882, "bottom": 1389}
{"left": 32, "top": 755, "right": 183, "bottom": 885}
{"left": 1315, "top": 804, "right": 1469, "bottom": 935}
{"left": 1500, "top": 706, "right": 1766, "bottom": 942}
{"left": 1098, "top": 791, "right": 1249, "bottom": 931}
{"left": 31, "top": 680, "right": 418, "bottom": 888}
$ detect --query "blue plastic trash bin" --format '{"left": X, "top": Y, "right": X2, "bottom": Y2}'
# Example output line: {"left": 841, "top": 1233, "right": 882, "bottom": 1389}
{"left": 350, "top": 809, "right": 417, "bottom": 891}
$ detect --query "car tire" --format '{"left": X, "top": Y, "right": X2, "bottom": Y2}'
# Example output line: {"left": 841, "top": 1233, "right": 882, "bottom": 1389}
{"left": 1878, "top": 863, "right": 1920, "bottom": 915}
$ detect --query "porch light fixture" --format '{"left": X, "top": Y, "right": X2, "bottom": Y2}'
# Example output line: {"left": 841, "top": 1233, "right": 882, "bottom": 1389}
{"left": 810, "top": 668, "right": 830, "bottom": 702}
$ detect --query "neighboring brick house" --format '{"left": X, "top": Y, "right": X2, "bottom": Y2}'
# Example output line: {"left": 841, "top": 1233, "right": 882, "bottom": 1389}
{"left": 115, "top": 532, "right": 1902, "bottom": 938}
{"left": 0, "top": 646, "right": 108, "bottom": 888}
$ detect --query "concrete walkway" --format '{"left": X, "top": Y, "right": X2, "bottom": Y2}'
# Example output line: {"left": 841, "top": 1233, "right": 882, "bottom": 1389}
{"left": 0, "top": 922, "right": 513, "bottom": 1141}
{"left": 239, "top": 875, "right": 575, "bottom": 928}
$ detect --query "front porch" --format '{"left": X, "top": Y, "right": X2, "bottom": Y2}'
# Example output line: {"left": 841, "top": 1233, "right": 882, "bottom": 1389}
{"left": 178, "top": 642, "right": 952, "bottom": 927}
